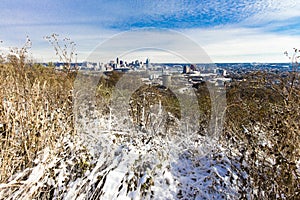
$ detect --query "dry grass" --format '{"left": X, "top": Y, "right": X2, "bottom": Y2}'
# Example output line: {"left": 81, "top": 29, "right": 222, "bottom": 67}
{"left": 0, "top": 61, "right": 299, "bottom": 199}
{"left": 223, "top": 71, "right": 300, "bottom": 198}
{"left": 0, "top": 63, "right": 74, "bottom": 183}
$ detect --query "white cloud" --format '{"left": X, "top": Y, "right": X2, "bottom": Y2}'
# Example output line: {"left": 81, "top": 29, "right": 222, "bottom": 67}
{"left": 2, "top": 25, "right": 299, "bottom": 63}
{"left": 182, "top": 27, "right": 300, "bottom": 63}
{"left": 242, "top": 0, "right": 300, "bottom": 27}
{"left": 1, "top": 0, "right": 300, "bottom": 63}
{"left": 0, "top": 23, "right": 118, "bottom": 62}
{"left": 86, "top": 29, "right": 213, "bottom": 63}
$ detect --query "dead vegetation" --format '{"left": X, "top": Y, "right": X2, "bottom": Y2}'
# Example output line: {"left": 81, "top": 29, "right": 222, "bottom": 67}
{"left": 0, "top": 63, "right": 74, "bottom": 183}
{"left": 0, "top": 38, "right": 299, "bottom": 198}
{"left": 223, "top": 71, "right": 300, "bottom": 199}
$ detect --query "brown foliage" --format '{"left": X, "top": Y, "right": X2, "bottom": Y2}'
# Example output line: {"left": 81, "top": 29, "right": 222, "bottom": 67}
{"left": 0, "top": 63, "right": 74, "bottom": 182}
{"left": 223, "top": 71, "right": 300, "bottom": 198}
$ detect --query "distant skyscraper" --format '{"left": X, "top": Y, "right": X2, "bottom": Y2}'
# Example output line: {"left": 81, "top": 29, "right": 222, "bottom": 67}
{"left": 116, "top": 57, "right": 119, "bottom": 68}
{"left": 145, "top": 58, "right": 151, "bottom": 69}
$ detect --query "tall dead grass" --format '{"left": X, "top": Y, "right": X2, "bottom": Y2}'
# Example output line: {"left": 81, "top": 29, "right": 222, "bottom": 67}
{"left": 0, "top": 63, "right": 74, "bottom": 183}
{"left": 223, "top": 71, "right": 300, "bottom": 198}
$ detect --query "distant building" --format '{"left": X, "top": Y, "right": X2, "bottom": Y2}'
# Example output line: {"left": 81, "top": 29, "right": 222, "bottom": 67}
{"left": 183, "top": 65, "right": 190, "bottom": 74}
{"left": 162, "top": 74, "right": 172, "bottom": 88}
{"left": 216, "top": 68, "right": 227, "bottom": 76}
{"left": 190, "top": 64, "right": 197, "bottom": 71}
{"left": 114, "top": 68, "right": 130, "bottom": 73}
{"left": 145, "top": 58, "right": 151, "bottom": 69}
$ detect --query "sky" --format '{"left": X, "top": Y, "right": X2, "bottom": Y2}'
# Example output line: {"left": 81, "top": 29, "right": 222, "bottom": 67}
{"left": 0, "top": 0, "right": 300, "bottom": 63}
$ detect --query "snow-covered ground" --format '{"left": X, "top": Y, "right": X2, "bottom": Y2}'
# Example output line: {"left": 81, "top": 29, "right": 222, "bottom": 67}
{"left": 3, "top": 103, "right": 299, "bottom": 199}
{"left": 0, "top": 104, "right": 252, "bottom": 200}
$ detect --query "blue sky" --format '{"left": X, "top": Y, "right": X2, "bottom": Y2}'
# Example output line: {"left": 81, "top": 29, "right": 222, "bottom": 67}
{"left": 0, "top": 0, "right": 300, "bottom": 62}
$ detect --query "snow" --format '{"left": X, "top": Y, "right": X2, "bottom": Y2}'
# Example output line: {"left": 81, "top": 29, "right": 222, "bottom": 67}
{"left": 101, "top": 151, "right": 139, "bottom": 200}
{"left": 1, "top": 103, "right": 255, "bottom": 199}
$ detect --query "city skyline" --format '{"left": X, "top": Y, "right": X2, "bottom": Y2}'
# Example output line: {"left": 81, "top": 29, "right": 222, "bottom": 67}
{"left": 0, "top": 0, "right": 300, "bottom": 63}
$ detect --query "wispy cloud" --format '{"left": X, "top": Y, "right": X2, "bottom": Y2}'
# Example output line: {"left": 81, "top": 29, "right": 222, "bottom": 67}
{"left": 1, "top": 0, "right": 296, "bottom": 29}
{"left": 109, "top": 0, "right": 263, "bottom": 29}
{"left": 182, "top": 27, "right": 300, "bottom": 62}
{"left": 248, "top": 0, "right": 299, "bottom": 22}
{"left": 0, "top": 0, "right": 299, "bottom": 62}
